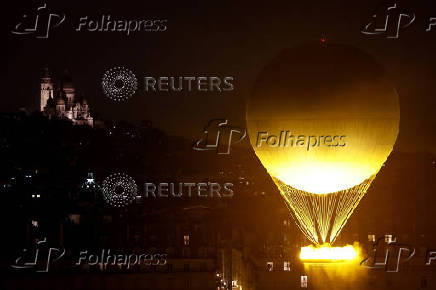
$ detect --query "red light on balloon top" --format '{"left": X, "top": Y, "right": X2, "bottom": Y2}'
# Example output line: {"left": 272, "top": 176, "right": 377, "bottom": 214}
{"left": 320, "top": 37, "right": 327, "bottom": 47}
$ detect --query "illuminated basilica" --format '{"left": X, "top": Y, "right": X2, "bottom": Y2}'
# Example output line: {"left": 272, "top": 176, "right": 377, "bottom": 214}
{"left": 40, "top": 68, "right": 93, "bottom": 127}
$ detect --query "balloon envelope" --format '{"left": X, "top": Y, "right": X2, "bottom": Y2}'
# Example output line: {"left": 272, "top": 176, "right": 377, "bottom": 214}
{"left": 246, "top": 44, "right": 400, "bottom": 194}
{"left": 246, "top": 44, "right": 400, "bottom": 244}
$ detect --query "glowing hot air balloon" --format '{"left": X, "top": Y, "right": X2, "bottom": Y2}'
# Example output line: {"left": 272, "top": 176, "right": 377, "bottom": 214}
{"left": 246, "top": 43, "right": 400, "bottom": 246}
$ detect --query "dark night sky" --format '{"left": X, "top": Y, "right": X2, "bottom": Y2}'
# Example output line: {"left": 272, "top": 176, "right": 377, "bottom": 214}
{"left": 6, "top": 0, "right": 436, "bottom": 153}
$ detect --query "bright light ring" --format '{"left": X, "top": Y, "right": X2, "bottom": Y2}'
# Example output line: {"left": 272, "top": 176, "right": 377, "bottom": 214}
{"left": 300, "top": 244, "right": 357, "bottom": 262}
{"left": 102, "top": 172, "right": 137, "bottom": 207}
{"left": 102, "top": 66, "right": 137, "bottom": 102}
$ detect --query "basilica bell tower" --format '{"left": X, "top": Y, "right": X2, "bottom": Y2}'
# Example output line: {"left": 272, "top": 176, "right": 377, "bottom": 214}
{"left": 40, "top": 68, "right": 54, "bottom": 112}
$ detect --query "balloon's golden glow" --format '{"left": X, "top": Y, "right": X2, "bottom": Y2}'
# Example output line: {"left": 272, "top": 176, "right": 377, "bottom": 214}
{"left": 275, "top": 163, "right": 367, "bottom": 194}
{"left": 248, "top": 117, "right": 399, "bottom": 194}
{"left": 246, "top": 44, "right": 400, "bottom": 244}
{"left": 300, "top": 244, "right": 359, "bottom": 261}
{"left": 246, "top": 44, "right": 399, "bottom": 195}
